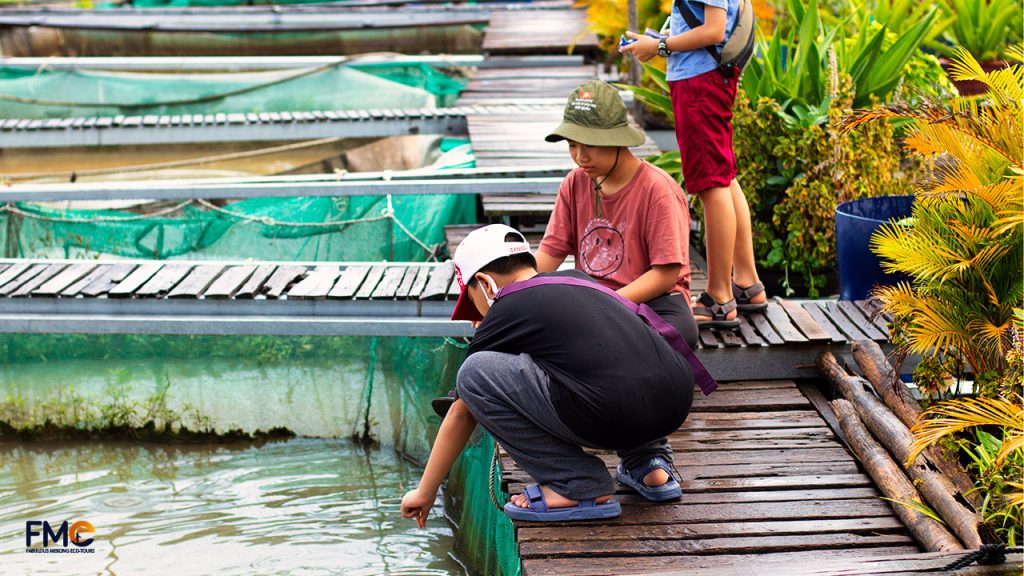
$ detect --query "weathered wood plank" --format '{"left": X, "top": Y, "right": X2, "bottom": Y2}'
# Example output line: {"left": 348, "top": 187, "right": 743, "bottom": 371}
{"left": 698, "top": 328, "right": 722, "bottom": 348}
{"left": 681, "top": 550, "right": 1023, "bottom": 576}
{"left": 520, "top": 547, "right": 923, "bottom": 576}
{"left": 108, "top": 263, "right": 163, "bottom": 298}
{"left": 682, "top": 474, "right": 872, "bottom": 493}
{"left": 718, "top": 328, "right": 745, "bottom": 347}
{"left": 354, "top": 265, "right": 387, "bottom": 299}
{"left": 135, "top": 264, "right": 193, "bottom": 298}
{"left": 75, "top": 264, "right": 136, "bottom": 297}
{"left": 0, "top": 263, "right": 47, "bottom": 296}
{"left": 736, "top": 316, "right": 767, "bottom": 346}
{"left": 676, "top": 427, "right": 833, "bottom": 441}
{"left": 234, "top": 265, "right": 276, "bottom": 299}
{"left": 262, "top": 265, "right": 306, "bottom": 299}
{"left": 287, "top": 265, "right": 340, "bottom": 300}
{"left": 778, "top": 299, "right": 832, "bottom": 342}
{"left": 10, "top": 263, "right": 67, "bottom": 297}
{"left": 33, "top": 263, "right": 97, "bottom": 297}
{"left": 394, "top": 266, "right": 420, "bottom": 299}
{"left": 517, "top": 498, "right": 898, "bottom": 526}
{"left": 327, "top": 265, "right": 370, "bottom": 299}
{"left": 371, "top": 266, "right": 407, "bottom": 299}
{"left": 0, "top": 262, "right": 30, "bottom": 291}
{"left": 203, "top": 265, "right": 256, "bottom": 299}
{"left": 855, "top": 299, "right": 892, "bottom": 334}
{"left": 420, "top": 261, "right": 454, "bottom": 300}
{"left": 822, "top": 300, "right": 873, "bottom": 341}
{"left": 681, "top": 416, "right": 826, "bottom": 430}
{"left": 167, "top": 264, "right": 224, "bottom": 299}
{"left": 690, "top": 394, "right": 810, "bottom": 413}
{"left": 517, "top": 517, "right": 906, "bottom": 543}
{"left": 672, "top": 447, "right": 854, "bottom": 466}
{"left": 801, "top": 300, "right": 848, "bottom": 343}
{"left": 519, "top": 533, "right": 915, "bottom": 558}
{"left": 837, "top": 300, "right": 889, "bottom": 341}
{"left": 667, "top": 438, "right": 839, "bottom": 451}
{"left": 405, "top": 266, "right": 432, "bottom": 299}
{"left": 748, "top": 311, "right": 785, "bottom": 345}
{"left": 763, "top": 300, "right": 809, "bottom": 343}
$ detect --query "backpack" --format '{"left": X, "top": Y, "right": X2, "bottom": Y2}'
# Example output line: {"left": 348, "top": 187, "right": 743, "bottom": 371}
{"left": 675, "top": 0, "right": 756, "bottom": 78}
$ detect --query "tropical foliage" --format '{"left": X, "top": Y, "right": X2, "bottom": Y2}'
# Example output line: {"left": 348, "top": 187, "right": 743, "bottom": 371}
{"left": 841, "top": 46, "right": 1023, "bottom": 378}
{"left": 841, "top": 48, "right": 1024, "bottom": 545}
{"left": 741, "top": 0, "right": 939, "bottom": 113}
{"left": 936, "top": 0, "right": 1023, "bottom": 62}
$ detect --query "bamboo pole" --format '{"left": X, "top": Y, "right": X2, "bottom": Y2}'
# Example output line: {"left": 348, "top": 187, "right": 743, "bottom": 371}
{"left": 831, "top": 399, "right": 963, "bottom": 552}
{"left": 818, "top": 352, "right": 983, "bottom": 548}
{"left": 851, "top": 340, "right": 982, "bottom": 508}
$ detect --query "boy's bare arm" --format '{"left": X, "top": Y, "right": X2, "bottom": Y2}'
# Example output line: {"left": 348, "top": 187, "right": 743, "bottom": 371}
{"left": 400, "top": 399, "right": 477, "bottom": 527}
{"left": 616, "top": 263, "right": 682, "bottom": 303}
{"left": 535, "top": 249, "right": 566, "bottom": 273}
{"left": 621, "top": 5, "right": 727, "bottom": 62}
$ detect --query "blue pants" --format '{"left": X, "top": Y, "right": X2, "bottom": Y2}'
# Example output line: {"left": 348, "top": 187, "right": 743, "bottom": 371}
{"left": 456, "top": 351, "right": 676, "bottom": 501}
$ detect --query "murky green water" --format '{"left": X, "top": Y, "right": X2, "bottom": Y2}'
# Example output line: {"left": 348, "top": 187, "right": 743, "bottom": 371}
{"left": 0, "top": 438, "right": 463, "bottom": 576}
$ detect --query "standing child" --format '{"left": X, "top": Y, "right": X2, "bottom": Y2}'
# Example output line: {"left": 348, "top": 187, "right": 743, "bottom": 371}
{"left": 620, "top": 0, "right": 767, "bottom": 329}
{"left": 535, "top": 80, "right": 698, "bottom": 348}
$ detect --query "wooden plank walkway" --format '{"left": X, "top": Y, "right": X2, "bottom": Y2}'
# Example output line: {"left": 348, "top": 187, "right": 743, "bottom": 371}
{"left": 0, "top": 257, "right": 893, "bottom": 372}
{"left": 482, "top": 9, "right": 599, "bottom": 56}
{"left": 500, "top": 379, "right": 923, "bottom": 576}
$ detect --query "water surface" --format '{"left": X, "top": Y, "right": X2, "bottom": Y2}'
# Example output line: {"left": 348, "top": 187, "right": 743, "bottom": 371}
{"left": 0, "top": 439, "right": 462, "bottom": 576}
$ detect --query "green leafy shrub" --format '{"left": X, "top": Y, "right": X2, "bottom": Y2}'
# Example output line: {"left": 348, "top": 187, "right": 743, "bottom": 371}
{"left": 732, "top": 73, "right": 915, "bottom": 296}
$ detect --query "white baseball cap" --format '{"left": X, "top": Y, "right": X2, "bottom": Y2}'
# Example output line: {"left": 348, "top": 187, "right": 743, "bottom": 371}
{"left": 450, "top": 224, "right": 532, "bottom": 322}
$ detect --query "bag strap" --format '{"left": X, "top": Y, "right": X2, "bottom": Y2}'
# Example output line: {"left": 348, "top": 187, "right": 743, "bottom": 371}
{"left": 674, "top": 0, "right": 724, "bottom": 65}
{"left": 495, "top": 275, "right": 719, "bottom": 396}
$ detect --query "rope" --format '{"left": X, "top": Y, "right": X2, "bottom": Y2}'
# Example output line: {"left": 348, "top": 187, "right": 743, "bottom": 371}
{"left": 489, "top": 438, "right": 504, "bottom": 511}
{"left": 941, "top": 544, "right": 1020, "bottom": 571}
{"left": 0, "top": 59, "right": 350, "bottom": 110}
{"left": 1, "top": 200, "right": 192, "bottom": 223}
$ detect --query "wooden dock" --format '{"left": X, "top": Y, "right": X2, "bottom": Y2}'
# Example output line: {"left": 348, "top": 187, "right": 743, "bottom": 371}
{"left": 502, "top": 379, "right": 922, "bottom": 575}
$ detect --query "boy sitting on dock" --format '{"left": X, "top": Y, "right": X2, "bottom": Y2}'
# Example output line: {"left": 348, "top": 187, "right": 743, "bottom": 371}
{"left": 535, "top": 80, "right": 698, "bottom": 349}
{"left": 400, "top": 224, "right": 702, "bottom": 524}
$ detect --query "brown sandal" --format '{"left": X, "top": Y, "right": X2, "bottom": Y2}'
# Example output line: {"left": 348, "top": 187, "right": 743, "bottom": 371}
{"left": 733, "top": 282, "right": 769, "bottom": 312}
{"left": 693, "top": 292, "right": 740, "bottom": 330}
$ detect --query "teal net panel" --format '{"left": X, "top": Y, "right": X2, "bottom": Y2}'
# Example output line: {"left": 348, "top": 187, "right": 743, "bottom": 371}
{"left": 0, "top": 63, "right": 466, "bottom": 119}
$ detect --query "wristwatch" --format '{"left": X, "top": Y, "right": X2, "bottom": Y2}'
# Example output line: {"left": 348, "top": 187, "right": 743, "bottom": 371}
{"left": 657, "top": 39, "right": 672, "bottom": 57}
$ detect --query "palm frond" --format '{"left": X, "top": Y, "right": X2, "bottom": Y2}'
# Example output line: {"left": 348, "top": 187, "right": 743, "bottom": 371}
{"left": 907, "top": 396, "right": 1024, "bottom": 465}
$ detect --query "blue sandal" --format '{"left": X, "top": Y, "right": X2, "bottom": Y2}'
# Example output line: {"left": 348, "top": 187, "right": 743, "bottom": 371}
{"left": 503, "top": 484, "right": 621, "bottom": 522}
{"left": 616, "top": 457, "right": 682, "bottom": 502}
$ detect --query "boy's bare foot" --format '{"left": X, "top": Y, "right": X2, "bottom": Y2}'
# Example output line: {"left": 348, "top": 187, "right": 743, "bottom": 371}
{"left": 509, "top": 485, "right": 612, "bottom": 509}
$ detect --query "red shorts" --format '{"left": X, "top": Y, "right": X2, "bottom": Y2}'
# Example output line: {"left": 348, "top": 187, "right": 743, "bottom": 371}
{"left": 669, "top": 69, "right": 738, "bottom": 194}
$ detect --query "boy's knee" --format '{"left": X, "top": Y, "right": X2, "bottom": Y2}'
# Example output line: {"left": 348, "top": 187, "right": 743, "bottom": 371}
{"left": 455, "top": 352, "right": 499, "bottom": 400}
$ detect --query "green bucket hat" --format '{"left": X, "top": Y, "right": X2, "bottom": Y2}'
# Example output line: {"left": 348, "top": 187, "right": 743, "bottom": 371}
{"left": 545, "top": 80, "right": 646, "bottom": 147}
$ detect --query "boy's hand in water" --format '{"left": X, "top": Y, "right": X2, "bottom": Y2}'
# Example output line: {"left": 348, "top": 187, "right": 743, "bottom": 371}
{"left": 400, "top": 488, "right": 435, "bottom": 528}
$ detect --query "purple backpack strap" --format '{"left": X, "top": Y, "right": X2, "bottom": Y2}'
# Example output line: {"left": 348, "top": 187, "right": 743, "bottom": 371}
{"left": 496, "top": 275, "right": 718, "bottom": 396}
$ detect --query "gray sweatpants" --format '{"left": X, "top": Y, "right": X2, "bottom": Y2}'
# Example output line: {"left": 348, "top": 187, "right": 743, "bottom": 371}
{"left": 456, "top": 350, "right": 674, "bottom": 501}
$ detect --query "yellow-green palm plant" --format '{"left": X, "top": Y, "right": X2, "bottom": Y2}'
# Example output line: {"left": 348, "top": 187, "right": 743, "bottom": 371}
{"left": 839, "top": 46, "right": 1024, "bottom": 380}
{"left": 905, "top": 383, "right": 1024, "bottom": 544}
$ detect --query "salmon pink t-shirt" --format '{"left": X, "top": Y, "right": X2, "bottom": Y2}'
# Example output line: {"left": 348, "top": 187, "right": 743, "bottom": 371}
{"left": 539, "top": 162, "right": 692, "bottom": 301}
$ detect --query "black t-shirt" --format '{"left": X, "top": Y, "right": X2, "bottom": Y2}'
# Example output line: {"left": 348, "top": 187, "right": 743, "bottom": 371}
{"left": 466, "top": 270, "right": 694, "bottom": 449}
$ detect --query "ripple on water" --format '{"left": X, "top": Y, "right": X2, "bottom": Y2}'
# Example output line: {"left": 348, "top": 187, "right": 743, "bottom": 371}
{"left": 0, "top": 439, "right": 463, "bottom": 576}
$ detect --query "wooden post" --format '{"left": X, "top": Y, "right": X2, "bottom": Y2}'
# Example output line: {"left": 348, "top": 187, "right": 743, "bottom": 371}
{"left": 628, "top": 0, "right": 640, "bottom": 88}
{"left": 831, "top": 399, "right": 963, "bottom": 552}
{"left": 819, "top": 352, "right": 983, "bottom": 549}
{"left": 851, "top": 340, "right": 983, "bottom": 508}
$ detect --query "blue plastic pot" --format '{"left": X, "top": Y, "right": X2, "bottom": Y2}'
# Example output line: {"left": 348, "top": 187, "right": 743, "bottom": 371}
{"left": 834, "top": 195, "right": 915, "bottom": 301}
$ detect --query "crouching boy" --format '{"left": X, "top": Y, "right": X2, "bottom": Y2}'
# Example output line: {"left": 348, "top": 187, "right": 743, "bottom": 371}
{"left": 401, "top": 224, "right": 702, "bottom": 524}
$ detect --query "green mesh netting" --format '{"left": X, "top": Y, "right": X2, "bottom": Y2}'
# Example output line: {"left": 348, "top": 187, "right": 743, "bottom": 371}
{"left": 0, "top": 333, "right": 521, "bottom": 576}
{"left": 0, "top": 63, "right": 466, "bottom": 118}
{"left": 447, "top": 432, "right": 522, "bottom": 576}
{"left": 2, "top": 190, "right": 475, "bottom": 261}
